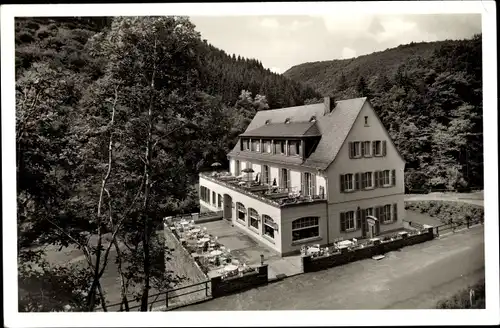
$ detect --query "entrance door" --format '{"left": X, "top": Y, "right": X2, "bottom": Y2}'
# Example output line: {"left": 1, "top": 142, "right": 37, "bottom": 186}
{"left": 223, "top": 194, "right": 232, "bottom": 221}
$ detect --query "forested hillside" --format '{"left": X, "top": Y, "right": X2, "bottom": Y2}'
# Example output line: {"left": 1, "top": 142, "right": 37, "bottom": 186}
{"left": 15, "top": 16, "right": 320, "bottom": 312}
{"left": 284, "top": 37, "right": 483, "bottom": 191}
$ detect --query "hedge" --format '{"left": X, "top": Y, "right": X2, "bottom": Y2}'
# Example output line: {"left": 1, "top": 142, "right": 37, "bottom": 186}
{"left": 436, "top": 279, "right": 485, "bottom": 309}
{"left": 404, "top": 201, "right": 484, "bottom": 225}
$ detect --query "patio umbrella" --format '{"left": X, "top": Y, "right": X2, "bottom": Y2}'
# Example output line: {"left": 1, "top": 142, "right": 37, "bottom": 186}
{"left": 241, "top": 167, "right": 254, "bottom": 183}
{"left": 211, "top": 162, "right": 222, "bottom": 168}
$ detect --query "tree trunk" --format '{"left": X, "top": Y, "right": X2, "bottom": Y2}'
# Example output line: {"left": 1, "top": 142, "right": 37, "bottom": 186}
{"left": 140, "top": 37, "right": 157, "bottom": 312}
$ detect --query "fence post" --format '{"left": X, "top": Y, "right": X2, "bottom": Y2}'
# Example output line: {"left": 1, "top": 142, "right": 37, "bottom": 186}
{"left": 205, "top": 281, "right": 209, "bottom": 297}
{"left": 166, "top": 290, "right": 168, "bottom": 308}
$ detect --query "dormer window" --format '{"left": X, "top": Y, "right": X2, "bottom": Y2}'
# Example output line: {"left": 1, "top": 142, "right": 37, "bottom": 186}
{"left": 309, "top": 115, "right": 316, "bottom": 122}
{"left": 265, "top": 119, "right": 271, "bottom": 125}
{"left": 284, "top": 118, "right": 291, "bottom": 124}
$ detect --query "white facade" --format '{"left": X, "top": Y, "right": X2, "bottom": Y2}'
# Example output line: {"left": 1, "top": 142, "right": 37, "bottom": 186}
{"left": 199, "top": 99, "right": 405, "bottom": 256}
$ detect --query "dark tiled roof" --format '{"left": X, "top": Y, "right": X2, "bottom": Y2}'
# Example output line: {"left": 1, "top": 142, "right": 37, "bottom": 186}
{"left": 241, "top": 122, "right": 321, "bottom": 138}
{"left": 229, "top": 97, "right": 369, "bottom": 170}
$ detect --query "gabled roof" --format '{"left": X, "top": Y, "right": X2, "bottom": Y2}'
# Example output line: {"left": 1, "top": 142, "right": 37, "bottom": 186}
{"left": 228, "top": 97, "right": 370, "bottom": 170}
{"left": 241, "top": 122, "right": 320, "bottom": 138}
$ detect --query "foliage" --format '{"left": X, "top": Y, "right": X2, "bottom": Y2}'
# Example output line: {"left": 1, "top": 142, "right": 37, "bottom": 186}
{"left": 404, "top": 201, "right": 484, "bottom": 225}
{"left": 285, "top": 36, "right": 483, "bottom": 190}
{"left": 436, "top": 279, "right": 485, "bottom": 309}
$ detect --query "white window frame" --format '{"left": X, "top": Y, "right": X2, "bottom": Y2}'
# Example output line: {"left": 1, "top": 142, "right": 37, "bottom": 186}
{"left": 248, "top": 208, "right": 259, "bottom": 230}
{"left": 265, "top": 141, "right": 272, "bottom": 153}
{"left": 256, "top": 140, "right": 261, "bottom": 152}
{"left": 262, "top": 215, "right": 275, "bottom": 239}
{"left": 345, "top": 211, "right": 356, "bottom": 231}
{"left": 291, "top": 217, "right": 319, "bottom": 242}
{"left": 262, "top": 165, "right": 270, "bottom": 185}
{"left": 362, "top": 141, "right": 371, "bottom": 157}
{"left": 382, "top": 170, "right": 391, "bottom": 186}
{"left": 352, "top": 141, "right": 361, "bottom": 158}
{"left": 382, "top": 204, "right": 392, "bottom": 223}
{"left": 236, "top": 202, "right": 246, "bottom": 222}
{"left": 364, "top": 172, "right": 373, "bottom": 189}
{"left": 366, "top": 207, "right": 374, "bottom": 217}
{"left": 344, "top": 173, "right": 354, "bottom": 191}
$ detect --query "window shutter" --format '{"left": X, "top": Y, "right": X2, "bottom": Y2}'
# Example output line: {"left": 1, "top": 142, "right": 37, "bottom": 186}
{"left": 375, "top": 206, "right": 380, "bottom": 219}
{"left": 340, "top": 212, "right": 346, "bottom": 232}
{"left": 240, "top": 139, "right": 243, "bottom": 151}
{"left": 382, "top": 140, "right": 387, "bottom": 156}
{"left": 392, "top": 169, "right": 396, "bottom": 186}
{"left": 393, "top": 203, "right": 398, "bottom": 221}
{"left": 361, "top": 142, "right": 365, "bottom": 156}
{"left": 312, "top": 174, "right": 316, "bottom": 196}
{"left": 372, "top": 141, "right": 377, "bottom": 156}
{"left": 287, "top": 170, "right": 291, "bottom": 190}
{"left": 362, "top": 209, "right": 367, "bottom": 234}
{"left": 340, "top": 174, "right": 345, "bottom": 192}
{"left": 356, "top": 208, "right": 361, "bottom": 230}
{"left": 379, "top": 171, "right": 384, "bottom": 186}
{"left": 374, "top": 171, "right": 379, "bottom": 187}
{"left": 355, "top": 173, "right": 360, "bottom": 190}
{"left": 348, "top": 142, "right": 353, "bottom": 158}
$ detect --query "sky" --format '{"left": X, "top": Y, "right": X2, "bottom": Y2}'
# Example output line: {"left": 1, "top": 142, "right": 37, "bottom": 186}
{"left": 190, "top": 14, "right": 481, "bottom": 74}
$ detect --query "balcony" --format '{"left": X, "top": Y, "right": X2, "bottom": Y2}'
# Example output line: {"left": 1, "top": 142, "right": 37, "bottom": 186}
{"left": 200, "top": 171, "right": 327, "bottom": 208}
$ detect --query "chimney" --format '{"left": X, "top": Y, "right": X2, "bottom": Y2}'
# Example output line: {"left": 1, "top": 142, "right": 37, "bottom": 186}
{"left": 323, "top": 96, "right": 334, "bottom": 115}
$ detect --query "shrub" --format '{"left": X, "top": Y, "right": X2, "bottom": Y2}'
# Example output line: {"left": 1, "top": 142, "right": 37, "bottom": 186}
{"left": 436, "top": 280, "right": 485, "bottom": 309}
{"left": 405, "top": 200, "right": 484, "bottom": 224}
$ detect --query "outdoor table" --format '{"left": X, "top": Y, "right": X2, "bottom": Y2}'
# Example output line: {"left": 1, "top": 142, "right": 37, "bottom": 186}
{"left": 308, "top": 247, "right": 320, "bottom": 254}
{"left": 223, "top": 264, "right": 238, "bottom": 272}
{"left": 191, "top": 228, "right": 201, "bottom": 234}
{"left": 337, "top": 240, "right": 354, "bottom": 247}
{"left": 199, "top": 237, "right": 210, "bottom": 243}
{"left": 210, "top": 250, "right": 222, "bottom": 256}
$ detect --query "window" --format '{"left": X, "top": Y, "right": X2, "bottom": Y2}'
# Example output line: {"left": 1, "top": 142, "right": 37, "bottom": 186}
{"left": 262, "top": 165, "right": 270, "bottom": 184}
{"left": 366, "top": 207, "right": 374, "bottom": 217}
{"left": 212, "top": 191, "right": 216, "bottom": 206}
{"left": 362, "top": 172, "right": 373, "bottom": 189}
{"left": 340, "top": 211, "right": 356, "bottom": 232}
{"left": 380, "top": 204, "right": 392, "bottom": 223}
{"left": 364, "top": 116, "right": 368, "bottom": 125}
{"left": 382, "top": 170, "right": 391, "bottom": 186}
{"left": 263, "top": 215, "right": 275, "bottom": 239}
{"left": 200, "top": 186, "right": 210, "bottom": 203}
{"left": 265, "top": 140, "right": 272, "bottom": 153}
{"left": 275, "top": 140, "right": 285, "bottom": 154}
{"left": 362, "top": 141, "right": 371, "bottom": 157}
{"left": 350, "top": 142, "right": 361, "bottom": 158}
{"left": 217, "top": 194, "right": 222, "bottom": 208}
{"left": 292, "top": 217, "right": 319, "bottom": 242}
{"left": 248, "top": 208, "right": 259, "bottom": 230}
{"left": 303, "top": 172, "right": 315, "bottom": 196}
{"left": 280, "top": 168, "right": 289, "bottom": 189}
{"left": 236, "top": 203, "right": 246, "bottom": 222}
{"left": 343, "top": 173, "right": 354, "bottom": 191}
{"left": 345, "top": 211, "right": 355, "bottom": 230}
{"left": 374, "top": 140, "right": 382, "bottom": 156}
{"left": 289, "top": 141, "right": 300, "bottom": 156}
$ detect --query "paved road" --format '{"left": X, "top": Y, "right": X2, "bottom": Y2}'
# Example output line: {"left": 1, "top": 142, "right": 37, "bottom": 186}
{"left": 178, "top": 226, "right": 484, "bottom": 310}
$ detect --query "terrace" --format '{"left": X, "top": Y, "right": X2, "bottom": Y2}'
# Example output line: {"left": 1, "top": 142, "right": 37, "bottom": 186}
{"left": 200, "top": 171, "right": 327, "bottom": 208}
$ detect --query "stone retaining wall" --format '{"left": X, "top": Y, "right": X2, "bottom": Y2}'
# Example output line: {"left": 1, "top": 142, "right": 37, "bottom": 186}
{"left": 210, "top": 265, "right": 269, "bottom": 298}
